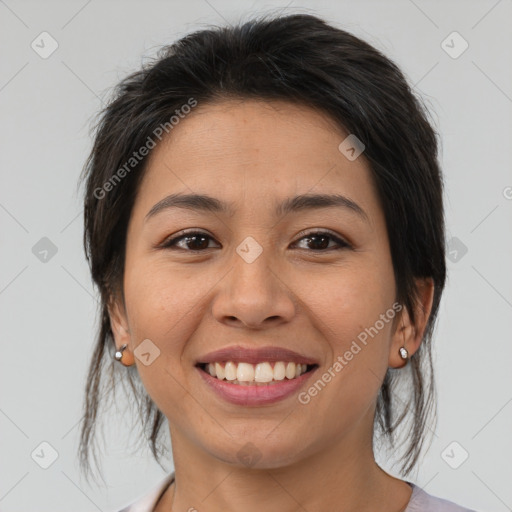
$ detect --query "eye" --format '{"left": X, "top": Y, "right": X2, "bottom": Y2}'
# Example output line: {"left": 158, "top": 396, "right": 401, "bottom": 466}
{"left": 292, "top": 230, "right": 351, "bottom": 251}
{"left": 159, "top": 229, "right": 351, "bottom": 252}
{"left": 159, "top": 230, "right": 218, "bottom": 252}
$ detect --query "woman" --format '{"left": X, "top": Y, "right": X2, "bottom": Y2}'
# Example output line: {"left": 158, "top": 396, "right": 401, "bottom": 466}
{"left": 78, "top": 12, "right": 478, "bottom": 512}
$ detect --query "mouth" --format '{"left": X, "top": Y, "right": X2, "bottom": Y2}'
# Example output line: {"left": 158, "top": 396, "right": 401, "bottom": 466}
{"left": 195, "top": 361, "right": 319, "bottom": 386}
{"left": 195, "top": 360, "right": 319, "bottom": 406}
{"left": 194, "top": 344, "right": 320, "bottom": 405}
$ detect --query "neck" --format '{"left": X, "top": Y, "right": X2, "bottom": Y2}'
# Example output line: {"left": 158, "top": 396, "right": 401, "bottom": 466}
{"left": 156, "top": 410, "right": 412, "bottom": 512}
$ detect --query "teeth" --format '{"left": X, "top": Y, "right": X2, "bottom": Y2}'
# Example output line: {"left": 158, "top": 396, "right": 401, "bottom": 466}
{"left": 237, "top": 362, "right": 254, "bottom": 382}
{"left": 204, "top": 361, "right": 309, "bottom": 383}
{"left": 225, "top": 361, "right": 237, "bottom": 381}
{"left": 273, "top": 361, "right": 286, "bottom": 381}
{"left": 254, "top": 362, "right": 273, "bottom": 382}
{"left": 214, "top": 362, "right": 224, "bottom": 380}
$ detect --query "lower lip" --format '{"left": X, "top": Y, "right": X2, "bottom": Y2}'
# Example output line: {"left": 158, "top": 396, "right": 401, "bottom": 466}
{"left": 196, "top": 365, "right": 318, "bottom": 406}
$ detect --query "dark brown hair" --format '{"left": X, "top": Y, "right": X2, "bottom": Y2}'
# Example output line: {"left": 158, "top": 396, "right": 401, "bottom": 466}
{"left": 77, "top": 12, "right": 446, "bottom": 484}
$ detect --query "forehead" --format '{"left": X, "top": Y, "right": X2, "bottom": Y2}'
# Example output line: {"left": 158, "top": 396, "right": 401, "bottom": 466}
{"left": 132, "top": 99, "right": 379, "bottom": 224}
{"left": 149, "top": 98, "right": 348, "bottom": 167}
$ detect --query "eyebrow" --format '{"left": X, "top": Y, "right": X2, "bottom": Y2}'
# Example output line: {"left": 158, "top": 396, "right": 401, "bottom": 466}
{"left": 144, "top": 192, "right": 369, "bottom": 223}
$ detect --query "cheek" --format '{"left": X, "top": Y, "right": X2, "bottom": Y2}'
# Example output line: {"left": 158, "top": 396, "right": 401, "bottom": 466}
{"left": 122, "top": 263, "right": 203, "bottom": 412}
{"left": 124, "top": 260, "right": 202, "bottom": 329}
{"left": 123, "top": 261, "right": 221, "bottom": 385}
{"left": 297, "top": 270, "right": 395, "bottom": 422}
{"left": 301, "top": 262, "right": 395, "bottom": 366}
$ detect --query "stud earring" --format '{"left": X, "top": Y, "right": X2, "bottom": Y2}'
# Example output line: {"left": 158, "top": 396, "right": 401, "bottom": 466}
{"left": 114, "top": 343, "right": 135, "bottom": 366}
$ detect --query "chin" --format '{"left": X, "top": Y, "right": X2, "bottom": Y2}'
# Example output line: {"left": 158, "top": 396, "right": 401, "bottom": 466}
{"left": 205, "top": 435, "right": 311, "bottom": 470}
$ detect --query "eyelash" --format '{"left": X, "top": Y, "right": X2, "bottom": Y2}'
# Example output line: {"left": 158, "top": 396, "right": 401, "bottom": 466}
{"left": 159, "top": 229, "right": 351, "bottom": 253}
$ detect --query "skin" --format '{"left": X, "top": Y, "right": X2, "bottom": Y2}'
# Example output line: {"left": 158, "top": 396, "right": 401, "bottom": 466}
{"left": 109, "top": 99, "right": 435, "bottom": 512}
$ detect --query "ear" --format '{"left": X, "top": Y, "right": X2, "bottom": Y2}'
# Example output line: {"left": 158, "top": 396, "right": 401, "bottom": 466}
{"left": 388, "top": 277, "right": 435, "bottom": 369}
{"left": 108, "top": 294, "right": 132, "bottom": 351}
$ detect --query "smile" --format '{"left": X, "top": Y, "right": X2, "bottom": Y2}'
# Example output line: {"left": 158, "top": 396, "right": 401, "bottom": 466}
{"left": 196, "top": 362, "right": 319, "bottom": 406}
{"left": 198, "top": 361, "right": 315, "bottom": 384}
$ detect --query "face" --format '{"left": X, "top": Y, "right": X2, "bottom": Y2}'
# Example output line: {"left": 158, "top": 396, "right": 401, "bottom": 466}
{"left": 109, "top": 99, "right": 430, "bottom": 469}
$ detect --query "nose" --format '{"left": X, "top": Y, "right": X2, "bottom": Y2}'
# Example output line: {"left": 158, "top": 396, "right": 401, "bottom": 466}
{"left": 211, "top": 244, "right": 296, "bottom": 329}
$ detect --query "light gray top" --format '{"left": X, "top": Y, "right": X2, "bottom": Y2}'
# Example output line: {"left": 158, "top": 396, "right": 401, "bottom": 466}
{"left": 118, "top": 472, "right": 479, "bottom": 512}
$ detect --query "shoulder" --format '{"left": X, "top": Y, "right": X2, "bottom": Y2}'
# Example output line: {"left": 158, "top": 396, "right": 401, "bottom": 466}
{"left": 117, "top": 472, "right": 175, "bottom": 512}
{"left": 406, "top": 482, "right": 479, "bottom": 512}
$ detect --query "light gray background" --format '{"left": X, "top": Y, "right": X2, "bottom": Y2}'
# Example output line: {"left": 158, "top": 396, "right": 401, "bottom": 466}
{"left": 1, "top": 0, "right": 511, "bottom": 511}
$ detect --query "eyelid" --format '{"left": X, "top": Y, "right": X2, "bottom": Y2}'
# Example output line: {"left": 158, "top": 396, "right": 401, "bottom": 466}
{"left": 294, "top": 228, "right": 349, "bottom": 243}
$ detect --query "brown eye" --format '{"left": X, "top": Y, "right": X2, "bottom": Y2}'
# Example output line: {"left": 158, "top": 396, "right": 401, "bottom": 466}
{"left": 292, "top": 231, "right": 351, "bottom": 251}
{"left": 161, "top": 231, "right": 218, "bottom": 252}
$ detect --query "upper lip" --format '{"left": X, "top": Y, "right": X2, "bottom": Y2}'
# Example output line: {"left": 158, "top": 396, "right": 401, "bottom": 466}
{"left": 196, "top": 345, "right": 319, "bottom": 365}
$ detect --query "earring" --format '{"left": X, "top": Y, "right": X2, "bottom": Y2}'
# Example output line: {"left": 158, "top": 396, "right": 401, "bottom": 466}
{"left": 114, "top": 344, "right": 135, "bottom": 366}
{"left": 399, "top": 346, "right": 409, "bottom": 360}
